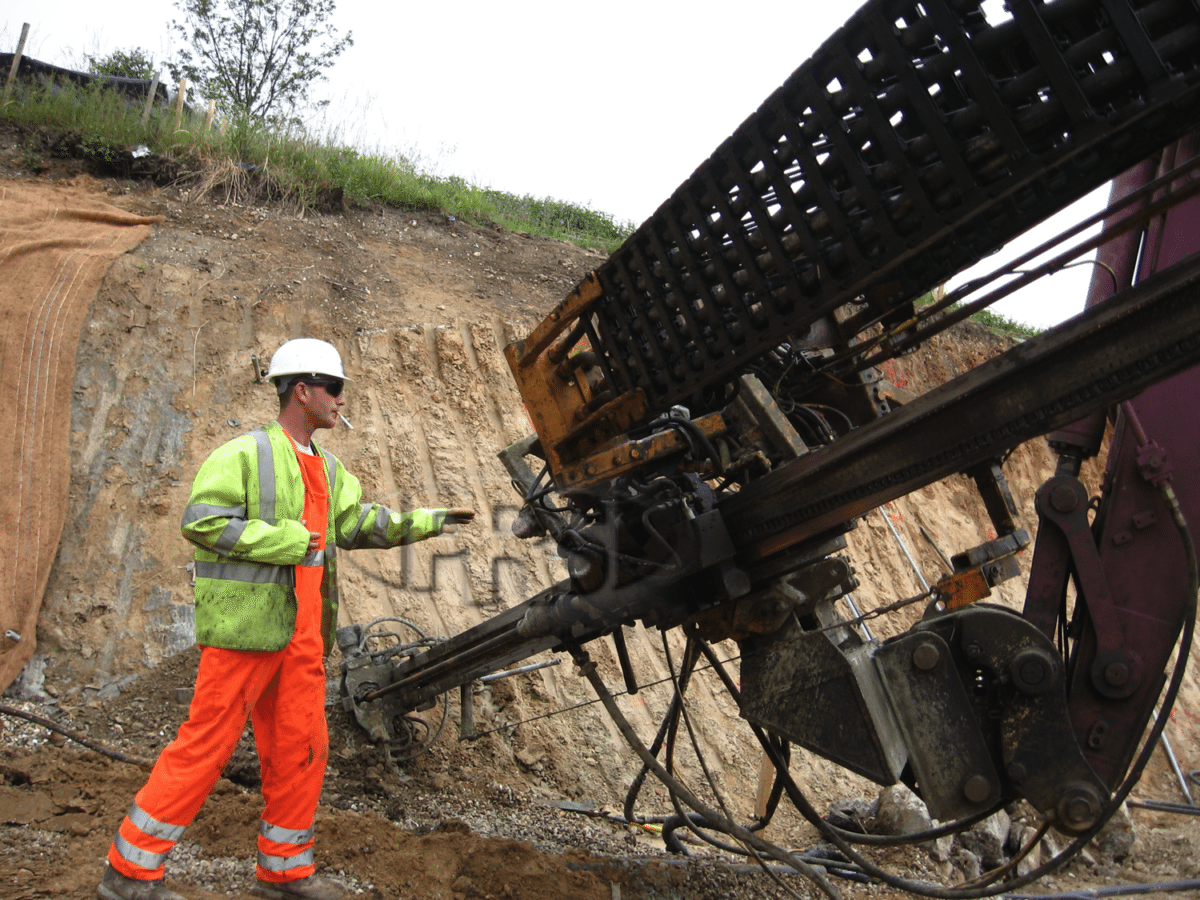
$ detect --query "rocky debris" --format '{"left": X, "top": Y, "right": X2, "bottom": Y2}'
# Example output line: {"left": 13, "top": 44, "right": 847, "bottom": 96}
{"left": 1008, "top": 822, "right": 1045, "bottom": 877}
{"left": 1092, "top": 802, "right": 1136, "bottom": 861}
{"left": 958, "top": 808, "right": 1010, "bottom": 869}
{"left": 841, "top": 786, "right": 1144, "bottom": 887}
{"left": 875, "top": 784, "right": 931, "bottom": 837}
{"left": 952, "top": 845, "right": 983, "bottom": 881}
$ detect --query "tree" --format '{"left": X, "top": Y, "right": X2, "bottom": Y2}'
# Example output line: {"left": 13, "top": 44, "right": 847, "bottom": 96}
{"left": 86, "top": 48, "right": 158, "bottom": 80}
{"left": 170, "top": 0, "right": 352, "bottom": 120}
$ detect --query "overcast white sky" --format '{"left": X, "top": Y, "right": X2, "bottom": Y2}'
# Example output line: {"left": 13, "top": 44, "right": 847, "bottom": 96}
{"left": 6, "top": 0, "right": 1111, "bottom": 329}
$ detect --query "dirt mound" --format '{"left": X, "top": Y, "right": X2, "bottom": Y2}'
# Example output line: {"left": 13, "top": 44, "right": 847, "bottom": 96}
{"left": 0, "top": 131, "right": 1197, "bottom": 899}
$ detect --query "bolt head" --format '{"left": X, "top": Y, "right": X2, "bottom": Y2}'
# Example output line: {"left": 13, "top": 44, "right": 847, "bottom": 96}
{"left": 913, "top": 642, "right": 940, "bottom": 671}
{"left": 1050, "top": 484, "right": 1079, "bottom": 513}
{"left": 1061, "top": 796, "right": 1098, "bottom": 828}
{"left": 1011, "top": 648, "right": 1059, "bottom": 695}
{"left": 963, "top": 775, "right": 991, "bottom": 804}
{"left": 1105, "top": 661, "right": 1130, "bottom": 686}
{"left": 1057, "top": 786, "right": 1102, "bottom": 830}
{"left": 1020, "top": 659, "right": 1045, "bottom": 685}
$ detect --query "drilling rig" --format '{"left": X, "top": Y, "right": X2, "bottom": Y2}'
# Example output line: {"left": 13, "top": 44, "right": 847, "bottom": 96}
{"left": 339, "top": 1, "right": 1200, "bottom": 894}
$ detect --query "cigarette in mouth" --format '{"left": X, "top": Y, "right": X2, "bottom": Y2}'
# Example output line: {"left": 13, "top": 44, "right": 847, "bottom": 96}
{"left": 340, "top": 415, "right": 354, "bottom": 430}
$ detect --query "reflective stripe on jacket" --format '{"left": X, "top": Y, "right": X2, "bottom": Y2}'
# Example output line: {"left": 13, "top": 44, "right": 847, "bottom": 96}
{"left": 181, "top": 421, "right": 442, "bottom": 653}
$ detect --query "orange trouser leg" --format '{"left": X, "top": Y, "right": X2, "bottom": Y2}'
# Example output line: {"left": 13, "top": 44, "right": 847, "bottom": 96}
{"left": 253, "top": 569, "right": 329, "bottom": 883}
{"left": 107, "top": 643, "right": 287, "bottom": 880}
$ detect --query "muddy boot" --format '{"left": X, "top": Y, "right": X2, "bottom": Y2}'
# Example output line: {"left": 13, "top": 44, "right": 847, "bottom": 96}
{"left": 97, "top": 866, "right": 188, "bottom": 900}
{"left": 250, "top": 875, "right": 352, "bottom": 900}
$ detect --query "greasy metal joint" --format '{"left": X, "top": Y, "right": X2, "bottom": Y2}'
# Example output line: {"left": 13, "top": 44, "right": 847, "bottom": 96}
{"left": 1093, "top": 647, "right": 1144, "bottom": 698}
{"left": 1057, "top": 784, "right": 1103, "bottom": 831}
{"left": 1050, "top": 483, "right": 1079, "bottom": 513}
{"left": 1010, "top": 646, "right": 1059, "bottom": 695}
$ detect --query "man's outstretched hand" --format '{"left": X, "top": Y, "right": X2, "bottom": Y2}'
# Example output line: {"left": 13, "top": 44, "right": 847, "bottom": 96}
{"left": 435, "top": 508, "right": 477, "bottom": 534}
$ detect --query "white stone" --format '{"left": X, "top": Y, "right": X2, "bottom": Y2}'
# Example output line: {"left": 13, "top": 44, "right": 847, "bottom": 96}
{"left": 876, "top": 784, "right": 932, "bottom": 836}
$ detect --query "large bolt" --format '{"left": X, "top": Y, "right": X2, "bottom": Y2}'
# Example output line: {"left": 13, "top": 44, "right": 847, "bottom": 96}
{"left": 913, "top": 642, "right": 940, "bottom": 671}
{"left": 1050, "top": 484, "right": 1079, "bottom": 513}
{"left": 1011, "top": 647, "right": 1057, "bottom": 695}
{"left": 1057, "top": 786, "right": 1102, "bottom": 831}
{"left": 1020, "top": 658, "right": 1045, "bottom": 685}
{"left": 1105, "top": 661, "right": 1130, "bottom": 687}
{"left": 963, "top": 775, "right": 992, "bottom": 804}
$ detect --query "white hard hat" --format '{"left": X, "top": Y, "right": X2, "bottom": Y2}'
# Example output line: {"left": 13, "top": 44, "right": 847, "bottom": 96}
{"left": 266, "top": 339, "right": 351, "bottom": 394}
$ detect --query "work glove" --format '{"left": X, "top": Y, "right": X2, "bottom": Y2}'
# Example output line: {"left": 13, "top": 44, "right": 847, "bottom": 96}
{"left": 433, "top": 507, "right": 476, "bottom": 535}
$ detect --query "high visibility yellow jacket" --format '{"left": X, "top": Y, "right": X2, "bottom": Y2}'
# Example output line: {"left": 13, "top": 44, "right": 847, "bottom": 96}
{"left": 181, "top": 421, "right": 444, "bottom": 654}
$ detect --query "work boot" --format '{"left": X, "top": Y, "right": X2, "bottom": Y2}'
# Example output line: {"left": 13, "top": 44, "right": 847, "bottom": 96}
{"left": 250, "top": 874, "right": 352, "bottom": 900}
{"left": 97, "top": 865, "right": 188, "bottom": 900}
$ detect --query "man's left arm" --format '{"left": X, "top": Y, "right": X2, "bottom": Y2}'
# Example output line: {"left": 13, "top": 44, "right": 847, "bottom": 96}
{"left": 330, "top": 461, "right": 475, "bottom": 549}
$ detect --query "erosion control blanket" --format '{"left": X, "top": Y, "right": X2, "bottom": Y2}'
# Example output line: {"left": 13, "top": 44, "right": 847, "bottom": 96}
{"left": 0, "top": 182, "right": 161, "bottom": 694}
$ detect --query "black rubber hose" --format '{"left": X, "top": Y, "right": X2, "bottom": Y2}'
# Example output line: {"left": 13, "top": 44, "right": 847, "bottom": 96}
{"left": 571, "top": 646, "right": 844, "bottom": 900}
{"left": 666, "top": 418, "right": 725, "bottom": 476}
{"left": 0, "top": 703, "right": 153, "bottom": 768}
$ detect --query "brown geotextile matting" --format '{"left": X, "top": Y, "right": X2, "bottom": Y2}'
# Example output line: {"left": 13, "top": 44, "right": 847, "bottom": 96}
{"left": 0, "top": 181, "right": 160, "bottom": 693}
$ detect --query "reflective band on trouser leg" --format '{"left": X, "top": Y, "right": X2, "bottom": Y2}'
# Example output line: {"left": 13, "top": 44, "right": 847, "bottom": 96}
{"left": 257, "top": 817, "right": 315, "bottom": 878}
{"left": 257, "top": 846, "right": 315, "bottom": 873}
{"left": 107, "top": 801, "right": 186, "bottom": 880}
{"left": 261, "top": 820, "right": 315, "bottom": 845}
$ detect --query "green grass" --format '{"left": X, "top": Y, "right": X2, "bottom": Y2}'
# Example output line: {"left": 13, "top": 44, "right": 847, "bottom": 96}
{"left": 0, "top": 80, "right": 637, "bottom": 250}
{"left": 914, "top": 291, "right": 1041, "bottom": 339}
{"left": 958, "top": 306, "right": 1040, "bottom": 339}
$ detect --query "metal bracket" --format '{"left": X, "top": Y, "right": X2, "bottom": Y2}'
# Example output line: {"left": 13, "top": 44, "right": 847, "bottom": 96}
{"left": 1035, "top": 475, "right": 1142, "bottom": 699}
{"left": 875, "top": 630, "right": 1002, "bottom": 821}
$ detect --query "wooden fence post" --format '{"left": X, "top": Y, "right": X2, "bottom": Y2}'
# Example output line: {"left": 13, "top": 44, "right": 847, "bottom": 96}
{"left": 2, "top": 23, "right": 30, "bottom": 104}
{"left": 141, "top": 70, "right": 161, "bottom": 124}
{"left": 173, "top": 78, "right": 187, "bottom": 126}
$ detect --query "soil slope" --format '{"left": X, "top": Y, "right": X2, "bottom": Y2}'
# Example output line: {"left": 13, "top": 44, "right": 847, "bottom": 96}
{"left": 0, "top": 132, "right": 1197, "bottom": 900}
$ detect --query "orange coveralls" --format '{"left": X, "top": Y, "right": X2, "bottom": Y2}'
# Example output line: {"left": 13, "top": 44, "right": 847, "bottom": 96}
{"left": 108, "top": 442, "right": 331, "bottom": 884}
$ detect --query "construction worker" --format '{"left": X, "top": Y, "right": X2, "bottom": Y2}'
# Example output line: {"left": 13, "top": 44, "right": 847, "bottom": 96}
{"left": 98, "top": 338, "right": 475, "bottom": 900}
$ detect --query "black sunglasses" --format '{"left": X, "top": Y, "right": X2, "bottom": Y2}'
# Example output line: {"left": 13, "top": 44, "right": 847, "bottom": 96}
{"left": 299, "top": 378, "right": 344, "bottom": 398}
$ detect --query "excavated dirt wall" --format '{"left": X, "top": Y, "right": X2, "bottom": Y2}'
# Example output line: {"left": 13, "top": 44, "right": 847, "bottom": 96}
{"left": 19, "top": 170, "right": 1190, "bottom": 817}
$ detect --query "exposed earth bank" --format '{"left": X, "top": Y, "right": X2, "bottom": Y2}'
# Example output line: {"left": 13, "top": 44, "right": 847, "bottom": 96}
{"left": 1, "top": 129, "right": 1197, "bottom": 900}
